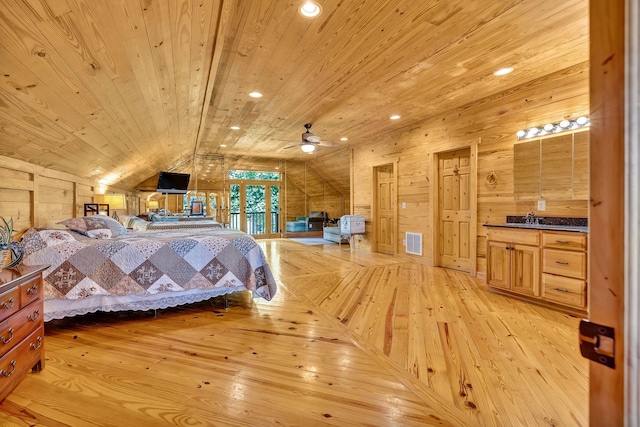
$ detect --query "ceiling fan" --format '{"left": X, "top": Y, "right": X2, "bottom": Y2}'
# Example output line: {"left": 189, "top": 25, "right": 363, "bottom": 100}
{"left": 283, "top": 124, "right": 340, "bottom": 153}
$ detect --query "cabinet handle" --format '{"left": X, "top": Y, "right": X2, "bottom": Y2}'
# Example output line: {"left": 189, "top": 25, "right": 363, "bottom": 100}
{"left": 1, "top": 360, "right": 16, "bottom": 377}
{"left": 0, "top": 328, "right": 14, "bottom": 345}
{"left": 555, "top": 261, "right": 569, "bottom": 265}
{"left": 28, "top": 309, "right": 40, "bottom": 322}
{"left": 505, "top": 246, "right": 510, "bottom": 250}
{"left": 30, "top": 336, "right": 43, "bottom": 351}
{"left": 555, "top": 240, "right": 569, "bottom": 244}
{"left": 1, "top": 297, "right": 14, "bottom": 309}
{"left": 27, "top": 284, "right": 38, "bottom": 295}
{"left": 554, "top": 287, "right": 570, "bottom": 293}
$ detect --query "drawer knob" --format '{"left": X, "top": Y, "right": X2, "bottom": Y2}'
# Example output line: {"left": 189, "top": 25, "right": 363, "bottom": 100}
{"left": 554, "top": 287, "right": 570, "bottom": 293}
{"left": 27, "top": 284, "right": 38, "bottom": 295}
{"left": 555, "top": 240, "right": 569, "bottom": 244}
{"left": 30, "top": 336, "right": 43, "bottom": 351}
{"left": 1, "top": 360, "right": 16, "bottom": 377}
{"left": 1, "top": 297, "right": 14, "bottom": 310}
{"left": 555, "top": 261, "right": 570, "bottom": 265}
{"left": 0, "top": 327, "right": 14, "bottom": 345}
{"left": 28, "top": 309, "right": 40, "bottom": 322}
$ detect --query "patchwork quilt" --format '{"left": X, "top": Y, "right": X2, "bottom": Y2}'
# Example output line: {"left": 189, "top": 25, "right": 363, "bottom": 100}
{"left": 21, "top": 228, "right": 277, "bottom": 318}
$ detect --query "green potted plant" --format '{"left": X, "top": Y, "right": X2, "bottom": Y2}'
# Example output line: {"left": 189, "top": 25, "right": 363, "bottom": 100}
{"left": 0, "top": 216, "right": 23, "bottom": 269}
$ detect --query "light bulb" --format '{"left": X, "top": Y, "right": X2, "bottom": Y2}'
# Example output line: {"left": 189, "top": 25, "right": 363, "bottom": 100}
{"left": 301, "top": 143, "right": 316, "bottom": 153}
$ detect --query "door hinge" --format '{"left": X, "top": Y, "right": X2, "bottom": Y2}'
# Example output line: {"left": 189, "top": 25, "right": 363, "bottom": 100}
{"left": 579, "top": 319, "right": 615, "bottom": 369}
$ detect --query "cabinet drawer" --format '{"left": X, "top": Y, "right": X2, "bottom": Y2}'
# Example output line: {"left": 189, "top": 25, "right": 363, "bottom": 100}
{"left": 542, "top": 274, "right": 586, "bottom": 308}
{"left": 543, "top": 249, "right": 586, "bottom": 279}
{"left": 0, "top": 326, "right": 44, "bottom": 392}
{"left": 0, "top": 288, "right": 20, "bottom": 323}
{"left": 542, "top": 232, "right": 587, "bottom": 251}
{"left": 20, "top": 277, "right": 42, "bottom": 308}
{"left": 486, "top": 228, "right": 539, "bottom": 245}
{"left": 0, "top": 301, "right": 43, "bottom": 351}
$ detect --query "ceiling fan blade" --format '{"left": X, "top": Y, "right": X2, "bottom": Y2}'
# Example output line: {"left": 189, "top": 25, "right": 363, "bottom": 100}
{"left": 318, "top": 140, "right": 340, "bottom": 147}
{"left": 283, "top": 144, "right": 299, "bottom": 149}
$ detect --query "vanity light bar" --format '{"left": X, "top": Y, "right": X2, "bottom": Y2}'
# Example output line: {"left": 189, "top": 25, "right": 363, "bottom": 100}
{"left": 516, "top": 116, "right": 589, "bottom": 140}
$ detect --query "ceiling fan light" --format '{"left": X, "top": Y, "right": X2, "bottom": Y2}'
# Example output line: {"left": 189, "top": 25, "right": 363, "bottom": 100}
{"left": 301, "top": 143, "right": 316, "bottom": 153}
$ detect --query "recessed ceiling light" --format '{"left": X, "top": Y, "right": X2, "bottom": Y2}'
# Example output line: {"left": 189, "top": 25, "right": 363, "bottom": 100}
{"left": 230, "top": 126, "right": 240, "bottom": 130}
{"left": 299, "top": 1, "right": 322, "bottom": 18}
{"left": 493, "top": 67, "right": 514, "bottom": 76}
{"left": 340, "top": 137, "right": 348, "bottom": 141}
{"left": 390, "top": 115, "right": 401, "bottom": 120}
{"left": 220, "top": 144, "right": 227, "bottom": 147}
{"left": 248, "top": 92, "right": 263, "bottom": 98}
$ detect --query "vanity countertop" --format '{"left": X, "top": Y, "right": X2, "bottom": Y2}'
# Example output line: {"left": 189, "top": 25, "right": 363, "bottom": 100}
{"left": 483, "top": 223, "right": 588, "bottom": 233}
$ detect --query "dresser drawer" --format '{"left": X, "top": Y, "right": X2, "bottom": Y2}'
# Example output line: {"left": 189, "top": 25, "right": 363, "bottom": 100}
{"left": 0, "top": 288, "right": 20, "bottom": 323}
{"left": 543, "top": 249, "right": 586, "bottom": 279}
{"left": 542, "top": 232, "right": 587, "bottom": 251}
{"left": 20, "top": 276, "right": 42, "bottom": 308}
{"left": 542, "top": 274, "right": 586, "bottom": 308}
{"left": 0, "top": 326, "right": 44, "bottom": 392}
{"left": 0, "top": 302, "right": 43, "bottom": 351}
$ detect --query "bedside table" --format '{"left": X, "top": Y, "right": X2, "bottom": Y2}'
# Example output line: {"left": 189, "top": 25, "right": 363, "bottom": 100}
{"left": 0, "top": 265, "right": 48, "bottom": 401}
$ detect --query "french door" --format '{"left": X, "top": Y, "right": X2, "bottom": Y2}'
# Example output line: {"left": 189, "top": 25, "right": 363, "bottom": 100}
{"left": 229, "top": 181, "right": 280, "bottom": 237}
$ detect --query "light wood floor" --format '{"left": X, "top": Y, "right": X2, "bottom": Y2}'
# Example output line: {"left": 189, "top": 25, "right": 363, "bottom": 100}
{"left": 0, "top": 239, "right": 588, "bottom": 426}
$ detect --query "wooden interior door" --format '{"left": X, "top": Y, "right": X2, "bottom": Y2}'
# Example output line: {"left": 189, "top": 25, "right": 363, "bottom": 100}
{"left": 438, "top": 148, "right": 473, "bottom": 272}
{"left": 374, "top": 164, "right": 395, "bottom": 255}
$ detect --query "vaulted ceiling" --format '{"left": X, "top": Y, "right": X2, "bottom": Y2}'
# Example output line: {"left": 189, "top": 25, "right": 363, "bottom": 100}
{"left": 0, "top": 0, "right": 589, "bottom": 191}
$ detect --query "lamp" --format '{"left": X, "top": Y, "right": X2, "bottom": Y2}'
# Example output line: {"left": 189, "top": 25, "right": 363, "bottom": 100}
{"left": 97, "top": 194, "right": 126, "bottom": 220}
{"left": 301, "top": 143, "right": 316, "bottom": 153}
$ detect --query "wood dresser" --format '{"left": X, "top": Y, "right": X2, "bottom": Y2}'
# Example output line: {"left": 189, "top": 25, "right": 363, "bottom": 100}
{"left": 0, "top": 265, "right": 48, "bottom": 401}
{"left": 486, "top": 225, "right": 588, "bottom": 315}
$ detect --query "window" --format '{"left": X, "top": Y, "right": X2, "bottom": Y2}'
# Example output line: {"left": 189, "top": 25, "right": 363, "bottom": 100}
{"left": 228, "top": 170, "right": 281, "bottom": 181}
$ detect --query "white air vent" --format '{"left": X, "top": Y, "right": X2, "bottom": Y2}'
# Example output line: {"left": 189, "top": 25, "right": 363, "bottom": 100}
{"left": 405, "top": 232, "right": 422, "bottom": 255}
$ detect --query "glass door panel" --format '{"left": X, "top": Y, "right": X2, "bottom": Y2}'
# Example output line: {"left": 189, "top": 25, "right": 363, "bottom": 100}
{"left": 270, "top": 185, "right": 280, "bottom": 233}
{"left": 245, "top": 185, "right": 266, "bottom": 235}
{"left": 230, "top": 184, "right": 241, "bottom": 230}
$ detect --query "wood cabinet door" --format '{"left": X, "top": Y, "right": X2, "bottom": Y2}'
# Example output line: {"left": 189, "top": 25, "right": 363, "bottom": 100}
{"left": 487, "top": 241, "right": 511, "bottom": 289}
{"left": 511, "top": 244, "right": 540, "bottom": 296}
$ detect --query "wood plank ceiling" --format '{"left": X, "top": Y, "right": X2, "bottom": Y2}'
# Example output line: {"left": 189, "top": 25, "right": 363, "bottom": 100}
{"left": 0, "top": 0, "right": 589, "bottom": 191}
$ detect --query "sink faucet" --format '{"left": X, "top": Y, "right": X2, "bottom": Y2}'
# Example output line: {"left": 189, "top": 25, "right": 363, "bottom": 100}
{"left": 524, "top": 212, "right": 535, "bottom": 224}
{"left": 524, "top": 212, "right": 544, "bottom": 225}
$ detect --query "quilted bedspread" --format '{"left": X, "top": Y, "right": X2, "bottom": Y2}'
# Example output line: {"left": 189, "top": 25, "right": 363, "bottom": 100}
{"left": 20, "top": 228, "right": 277, "bottom": 320}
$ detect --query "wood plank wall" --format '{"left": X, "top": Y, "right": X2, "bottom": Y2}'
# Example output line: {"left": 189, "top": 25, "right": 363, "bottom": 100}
{"left": 353, "top": 63, "right": 590, "bottom": 275}
{"left": 0, "top": 155, "right": 134, "bottom": 233}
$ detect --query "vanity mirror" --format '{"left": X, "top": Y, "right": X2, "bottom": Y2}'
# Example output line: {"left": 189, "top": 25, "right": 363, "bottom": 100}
{"left": 513, "top": 130, "right": 589, "bottom": 201}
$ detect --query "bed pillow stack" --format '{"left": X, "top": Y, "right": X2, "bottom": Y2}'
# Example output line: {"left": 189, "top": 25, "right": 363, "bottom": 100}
{"left": 58, "top": 215, "right": 127, "bottom": 239}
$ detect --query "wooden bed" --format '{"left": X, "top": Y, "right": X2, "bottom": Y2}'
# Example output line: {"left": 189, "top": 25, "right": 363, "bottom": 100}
{"left": 19, "top": 217, "right": 276, "bottom": 321}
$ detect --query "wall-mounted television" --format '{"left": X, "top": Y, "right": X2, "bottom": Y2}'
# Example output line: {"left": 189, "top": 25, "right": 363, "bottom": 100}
{"left": 156, "top": 171, "right": 190, "bottom": 194}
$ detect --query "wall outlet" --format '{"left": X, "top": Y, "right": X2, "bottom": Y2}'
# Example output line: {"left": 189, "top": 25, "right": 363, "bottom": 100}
{"left": 537, "top": 200, "right": 546, "bottom": 211}
{"left": 402, "top": 202, "right": 406, "bottom": 209}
